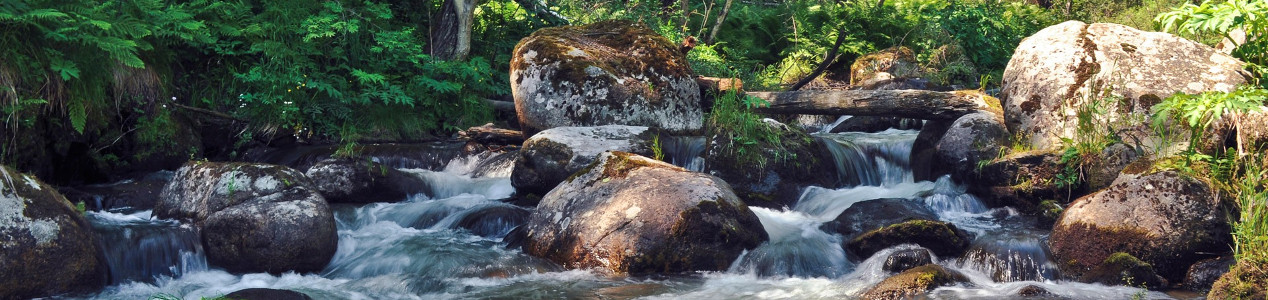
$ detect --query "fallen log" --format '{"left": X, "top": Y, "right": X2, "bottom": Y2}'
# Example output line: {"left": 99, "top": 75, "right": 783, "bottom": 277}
{"left": 748, "top": 89, "right": 1001, "bottom": 121}
{"left": 461, "top": 123, "right": 525, "bottom": 145}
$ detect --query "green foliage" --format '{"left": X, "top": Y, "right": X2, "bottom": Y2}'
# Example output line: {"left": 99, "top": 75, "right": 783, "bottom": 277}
{"left": 1054, "top": 83, "right": 1128, "bottom": 191}
{"left": 650, "top": 133, "right": 665, "bottom": 161}
{"left": 1151, "top": 86, "right": 1268, "bottom": 169}
{"left": 1157, "top": 0, "right": 1268, "bottom": 80}
{"left": 707, "top": 89, "right": 789, "bottom": 170}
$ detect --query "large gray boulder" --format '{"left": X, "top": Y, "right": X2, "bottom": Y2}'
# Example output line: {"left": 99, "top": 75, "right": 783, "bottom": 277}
{"left": 511, "top": 125, "right": 655, "bottom": 196}
{"left": 0, "top": 165, "right": 108, "bottom": 298}
{"left": 156, "top": 162, "right": 338, "bottom": 273}
{"left": 510, "top": 20, "right": 702, "bottom": 134}
{"left": 1048, "top": 170, "right": 1233, "bottom": 282}
{"left": 521, "top": 151, "right": 767, "bottom": 274}
{"left": 934, "top": 111, "right": 1008, "bottom": 180}
{"left": 1001, "top": 21, "right": 1250, "bottom": 150}
{"left": 304, "top": 158, "right": 423, "bottom": 203}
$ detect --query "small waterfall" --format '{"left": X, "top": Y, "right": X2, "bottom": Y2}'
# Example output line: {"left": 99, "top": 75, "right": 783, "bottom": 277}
{"left": 817, "top": 130, "right": 917, "bottom": 187}
{"left": 88, "top": 210, "right": 207, "bottom": 284}
{"left": 660, "top": 136, "right": 706, "bottom": 172}
{"left": 816, "top": 116, "right": 853, "bottom": 134}
{"left": 957, "top": 236, "right": 1059, "bottom": 282}
{"left": 729, "top": 208, "right": 851, "bottom": 278}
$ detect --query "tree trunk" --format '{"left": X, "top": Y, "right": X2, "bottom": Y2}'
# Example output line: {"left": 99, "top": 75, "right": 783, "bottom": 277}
{"left": 748, "top": 89, "right": 1000, "bottom": 121}
{"left": 431, "top": 0, "right": 476, "bottom": 61}
{"left": 705, "top": 0, "right": 733, "bottom": 44}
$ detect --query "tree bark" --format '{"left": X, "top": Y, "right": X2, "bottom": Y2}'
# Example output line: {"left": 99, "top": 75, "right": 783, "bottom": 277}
{"left": 705, "top": 0, "right": 733, "bottom": 44}
{"left": 430, "top": 0, "right": 476, "bottom": 61}
{"left": 748, "top": 89, "right": 999, "bottom": 121}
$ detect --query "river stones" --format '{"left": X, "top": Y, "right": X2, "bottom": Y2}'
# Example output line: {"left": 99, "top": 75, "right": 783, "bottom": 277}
{"left": 861, "top": 264, "right": 968, "bottom": 300}
{"left": 0, "top": 165, "right": 108, "bottom": 298}
{"left": 511, "top": 125, "right": 655, "bottom": 196}
{"left": 1048, "top": 170, "right": 1233, "bottom": 283}
{"left": 521, "top": 151, "right": 767, "bottom": 274}
{"left": 156, "top": 162, "right": 338, "bottom": 273}
{"left": 304, "top": 158, "right": 423, "bottom": 203}
{"left": 510, "top": 20, "right": 702, "bottom": 134}
{"left": 1001, "top": 21, "right": 1249, "bottom": 151}
{"left": 847, "top": 220, "right": 972, "bottom": 260}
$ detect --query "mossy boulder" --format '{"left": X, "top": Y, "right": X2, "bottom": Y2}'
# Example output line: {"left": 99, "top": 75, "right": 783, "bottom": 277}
{"left": 883, "top": 248, "right": 935, "bottom": 273}
{"left": 156, "top": 162, "right": 338, "bottom": 274}
{"left": 850, "top": 46, "right": 925, "bottom": 86}
{"left": 511, "top": 125, "right": 655, "bottom": 197}
{"left": 704, "top": 120, "right": 836, "bottom": 208}
{"left": 1002, "top": 21, "right": 1248, "bottom": 151}
{"left": 1048, "top": 170, "right": 1233, "bottom": 283}
{"left": 520, "top": 151, "right": 767, "bottom": 274}
{"left": 821, "top": 198, "right": 939, "bottom": 240}
{"left": 0, "top": 165, "right": 108, "bottom": 298}
{"left": 304, "top": 158, "right": 425, "bottom": 203}
{"left": 860, "top": 264, "right": 969, "bottom": 300}
{"left": 969, "top": 150, "right": 1070, "bottom": 212}
{"left": 847, "top": 220, "right": 973, "bottom": 260}
{"left": 1208, "top": 259, "right": 1268, "bottom": 300}
{"left": 1080, "top": 252, "right": 1167, "bottom": 288}
{"left": 510, "top": 20, "right": 702, "bottom": 134}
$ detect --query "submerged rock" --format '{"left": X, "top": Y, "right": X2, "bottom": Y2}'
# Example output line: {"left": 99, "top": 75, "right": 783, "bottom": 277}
{"left": 860, "top": 264, "right": 968, "bottom": 300}
{"left": 1001, "top": 21, "right": 1249, "bottom": 150}
{"left": 521, "top": 151, "right": 767, "bottom": 274}
{"left": 0, "top": 165, "right": 108, "bottom": 298}
{"left": 304, "top": 158, "right": 424, "bottom": 203}
{"left": 1048, "top": 170, "right": 1232, "bottom": 283}
{"left": 847, "top": 220, "right": 972, "bottom": 260}
{"left": 511, "top": 125, "right": 655, "bottom": 196}
{"left": 510, "top": 20, "right": 702, "bottom": 134}
{"left": 155, "top": 162, "right": 338, "bottom": 274}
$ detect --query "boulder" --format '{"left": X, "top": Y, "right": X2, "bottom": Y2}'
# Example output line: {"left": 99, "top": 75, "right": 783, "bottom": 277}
{"left": 970, "top": 150, "right": 1070, "bottom": 212}
{"left": 705, "top": 120, "right": 836, "bottom": 208}
{"left": 850, "top": 46, "right": 925, "bottom": 86}
{"left": 521, "top": 151, "right": 767, "bottom": 274}
{"left": 847, "top": 220, "right": 972, "bottom": 260}
{"left": 934, "top": 111, "right": 1009, "bottom": 181}
{"left": 860, "top": 264, "right": 968, "bottom": 300}
{"left": 511, "top": 125, "right": 655, "bottom": 196}
{"left": 304, "top": 158, "right": 424, "bottom": 203}
{"left": 0, "top": 165, "right": 108, "bottom": 298}
{"left": 1209, "top": 259, "right": 1268, "bottom": 300}
{"left": 510, "top": 20, "right": 702, "bottom": 134}
{"left": 1048, "top": 170, "right": 1233, "bottom": 282}
{"left": 1080, "top": 252, "right": 1167, "bottom": 288}
{"left": 1081, "top": 143, "right": 1140, "bottom": 192}
{"left": 1016, "top": 285, "right": 1057, "bottom": 297}
{"left": 155, "top": 162, "right": 338, "bottom": 273}
{"left": 820, "top": 198, "right": 939, "bottom": 239}
{"left": 911, "top": 119, "right": 953, "bottom": 181}
{"left": 1237, "top": 107, "right": 1268, "bottom": 152}
{"left": 1001, "top": 21, "right": 1250, "bottom": 150}
{"left": 883, "top": 248, "right": 934, "bottom": 273}
{"left": 1184, "top": 256, "right": 1235, "bottom": 292}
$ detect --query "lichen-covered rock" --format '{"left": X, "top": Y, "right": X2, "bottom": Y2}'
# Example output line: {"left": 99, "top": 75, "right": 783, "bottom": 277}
{"left": 1208, "top": 259, "right": 1268, "bottom": 300}
{"left": 1184, "top": 256, "right": 1235, "bottom": 292}
{"left": 0, "top": 165, "right": 108, "bottom": 298}
{"left": 156, "top": 162, "right": 338, "bottom": 273}
{"left": 847, "top": 220, "right": 972, "bottom": 260}
{"left": 511, "top": 125, "right": 655, "bottom": 196}
{"left": 1001, "top": 21, "right": 1250, "bottom": 150}
{"left": 821, "top": 198, "right": 939, "bottom": 240}
{"left": 1237, "top": 107, "right": 1268, "bottom": 151}
{"left": 850, "top": 46, "right": 925, "bottom": 86}
{"left": 304, "top": 158, "right": 423, "bottom": 203}
{"left": 704, "top": 120, "right": 836, "bottom": 208}
{"left": 521, "top": 151, "right": 767, "bottom": 274}
{"left": 510, "top": 20, "right": 702, "bottom": 134}
{"left": 1048, "top": 170, "right": 1233, "bottom": 283}
{"left": 860, "top": 264, "right": 968, "bottom": 300}
{"left": 934, "top": 111, "right": 1008, "bottom": 181}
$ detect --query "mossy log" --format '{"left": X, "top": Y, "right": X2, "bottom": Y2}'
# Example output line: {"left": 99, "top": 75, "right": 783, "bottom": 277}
{"left": 748, "top": 89, "right": 1000, "bottom": 121}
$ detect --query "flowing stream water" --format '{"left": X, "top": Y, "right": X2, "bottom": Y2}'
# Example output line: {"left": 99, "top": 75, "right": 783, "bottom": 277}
{"left": 78, "top": 130, "right": 1183, "bottom": 299}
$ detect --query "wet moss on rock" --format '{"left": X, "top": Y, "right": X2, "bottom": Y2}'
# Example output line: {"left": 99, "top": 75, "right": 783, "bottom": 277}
{"left": 861, "top": 264, "right": 969, "bottom": 300}
{"left": 847, "top": 220, "right": 972, "bottom": 259}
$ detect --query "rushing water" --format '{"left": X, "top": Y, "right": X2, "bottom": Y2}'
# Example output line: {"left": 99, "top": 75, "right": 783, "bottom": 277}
{"left": 80, "top": 132, "right": 1183, "bottom": 299}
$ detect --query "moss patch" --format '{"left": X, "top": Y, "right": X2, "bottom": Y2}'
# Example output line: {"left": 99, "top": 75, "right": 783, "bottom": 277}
{"left": 861, "top": 264, "right": 968, "bottom": 300}
{"left": 847, "top": 220, "right": 972, "bottom": 259}
{"left": 1209, "top": 259, "right": 1268, "bottom": 300}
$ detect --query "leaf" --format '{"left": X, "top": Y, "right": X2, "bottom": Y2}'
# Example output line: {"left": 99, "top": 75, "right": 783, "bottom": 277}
{"left": 69, "top": 102, "right": 87, "bottom": 134}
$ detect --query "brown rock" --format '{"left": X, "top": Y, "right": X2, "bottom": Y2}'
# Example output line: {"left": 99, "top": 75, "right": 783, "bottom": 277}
{"left": 0, "top": 165, "right": 108, "bottom": 298}
{"left": 860, "top": 264, "right": 968, "bottom": 300}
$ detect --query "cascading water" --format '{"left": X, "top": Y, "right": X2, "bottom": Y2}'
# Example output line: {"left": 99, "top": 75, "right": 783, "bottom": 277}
{"left": 818, "top": 129, "right": 916, "bottom": 187}
{"left": 660, "top": 136, "right": 706, "bottom": 172}
{"left": 82, "top": 139, "right": 1180, "bottom": 299}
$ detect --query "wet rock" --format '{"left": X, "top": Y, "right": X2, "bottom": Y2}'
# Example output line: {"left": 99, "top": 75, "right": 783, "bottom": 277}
{"left": 827, "top": 116, "right": 923, "bottom": 133}
{"left": 304, "top": 158, "right": 425, "bottom": 203}
{"left": 821, "top": 198, "right": 939, "bottom": 239}
{"left": 1184, "top": 256, "right": 1235, "bottom": 292}
{"left": 1001, "top": 21, "right": 1248, "bottom": 150}
{"left": 1048, "top": 170, "right": 1233, "bottom": 283}
{"left": 850, "top": 46, "right": 925, "bottom": 86}
{"left": 847, "top": 220, "right": 972, "bottom": 260}
{"left": 155, "top": 162, "right": 338, "bottom": 274}
{"left": 705, "top": 120, "right": 836, "bottom": 208}
{"left": 521, "top": 151, "right": 767, "bottom": 274}
{"left": 970, "top": 150, "right": 1069, "bottom": 212}
{"left": 223, "top": 288, "right": 313, "bottom": 300}
{"left": 1209, "top": 259, "right": 1268, "bottom": 300}
{"left": 1016, "top": 284, "right": 1055, "bottom": 297}
{"left": 511, "top": 125, "right": 654, "bottom": 196}
{"left": 510, "top": 20, "right": 702, "bottom": 134}
{"left": 883, "top": 248, "right": 934, "bottom": 273}
{"left": 911, "top": 120, "right": 953, "bottom": 181}
{"left": 59, "top": 171, "right": 173, "bottom": 211}
{"left": 934, "top": 111, "right": 1009, "bottom": 181}
{"left": 860, "top": 264, "right": 968, "bottom": 300}
{"left": 455, "top": 204, "right": 530, "bottom": 238}
{"left": 0, "top": 165, "right": 108, "bottom": 298}
{"left": 1080, "top": 252, "right": 1167, "bottom": 288}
